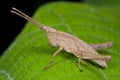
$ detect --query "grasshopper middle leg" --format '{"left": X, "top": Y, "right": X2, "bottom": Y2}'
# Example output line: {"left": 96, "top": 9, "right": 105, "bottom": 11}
{"left": 77, "top": 52, "right": 83, "bottom": 72}
{"left": 78, "top": 58, "right": 83, "bottom": 72}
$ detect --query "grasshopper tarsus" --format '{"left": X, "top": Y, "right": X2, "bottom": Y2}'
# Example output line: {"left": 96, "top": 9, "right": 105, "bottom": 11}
{"left": 43, "top": 61, "right": 54, "bottom": 70}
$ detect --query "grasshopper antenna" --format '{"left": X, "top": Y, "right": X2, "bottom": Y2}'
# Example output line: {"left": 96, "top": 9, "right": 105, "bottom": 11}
{"left": 10, "top": 7, "right": 44, "bottom": 29}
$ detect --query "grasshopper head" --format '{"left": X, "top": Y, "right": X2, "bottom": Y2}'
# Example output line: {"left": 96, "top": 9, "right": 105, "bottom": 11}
{"left": 42, "top": 26, "right": 56, "bottom": 34}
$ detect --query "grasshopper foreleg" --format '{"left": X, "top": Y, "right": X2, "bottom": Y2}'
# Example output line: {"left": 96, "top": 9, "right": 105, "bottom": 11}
{"left": 44, "top": 47, "right": 63, "bottom": 70}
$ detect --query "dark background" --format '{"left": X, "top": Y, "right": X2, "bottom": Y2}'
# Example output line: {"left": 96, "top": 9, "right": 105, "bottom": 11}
{"left": 0, "top": 0, "right": 82, "bottom": 55}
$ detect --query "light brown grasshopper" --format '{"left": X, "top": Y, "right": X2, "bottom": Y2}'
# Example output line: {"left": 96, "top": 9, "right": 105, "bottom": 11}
{"left": 10, "top": 7, "right": 112, "bottom": 71}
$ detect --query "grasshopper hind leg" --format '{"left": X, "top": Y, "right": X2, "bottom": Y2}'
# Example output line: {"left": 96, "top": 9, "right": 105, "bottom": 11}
{"left": 90, "top": 42, "right": 113, "bottom": 50}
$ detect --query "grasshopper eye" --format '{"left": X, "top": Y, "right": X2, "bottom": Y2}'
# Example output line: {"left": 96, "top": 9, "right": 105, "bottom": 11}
{"left": 47, "top": 30, "right": 50, "bottom": 32}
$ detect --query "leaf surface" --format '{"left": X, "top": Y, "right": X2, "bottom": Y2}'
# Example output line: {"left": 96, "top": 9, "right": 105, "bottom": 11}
{"left": 0, "top": 1, "right": 120, "bottom": 80}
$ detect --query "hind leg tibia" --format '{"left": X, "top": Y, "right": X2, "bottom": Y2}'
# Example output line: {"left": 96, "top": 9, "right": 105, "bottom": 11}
{"left": 90, "top": 41, "right": 113, "bottom": 50}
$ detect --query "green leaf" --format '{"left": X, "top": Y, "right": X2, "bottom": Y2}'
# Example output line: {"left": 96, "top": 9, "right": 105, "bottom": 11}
{"left": 0, "top": 1, "right": 120, "bottom": 80}
{"left": 85, "top": 0, "right": 120, "bottom": 6}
